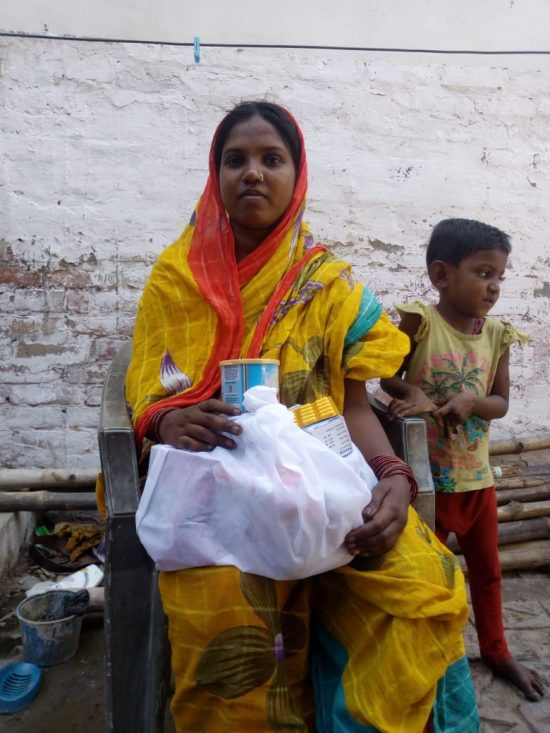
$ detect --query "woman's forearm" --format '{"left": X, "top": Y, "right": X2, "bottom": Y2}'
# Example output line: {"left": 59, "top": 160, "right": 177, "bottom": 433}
{"left": 343, "top": 379, "right": 396, "bottom": 460}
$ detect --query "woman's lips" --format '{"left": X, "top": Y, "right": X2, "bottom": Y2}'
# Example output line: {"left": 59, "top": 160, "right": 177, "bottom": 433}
{"left": 240, "top": 189, "right": 266, "bottom": 198}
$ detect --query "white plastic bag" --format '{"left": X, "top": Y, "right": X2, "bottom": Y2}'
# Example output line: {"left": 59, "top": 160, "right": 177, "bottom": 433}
{"left": 136, "top": 386, "right": 377, "bottom": 580}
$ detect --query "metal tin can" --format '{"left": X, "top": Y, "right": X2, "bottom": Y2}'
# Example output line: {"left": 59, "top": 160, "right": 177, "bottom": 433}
{"left": 220, "top": 359, "right": 280, "bottom": 411}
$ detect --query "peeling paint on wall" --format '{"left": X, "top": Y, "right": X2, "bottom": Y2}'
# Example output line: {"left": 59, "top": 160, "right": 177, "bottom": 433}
{"left": 534, "top": 282, "right": 550, "bottom": 299}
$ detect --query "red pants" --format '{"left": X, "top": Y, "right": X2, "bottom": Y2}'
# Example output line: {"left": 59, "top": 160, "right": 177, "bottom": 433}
{"left": 435, "top": 487, "right": 510, "bottom": 665}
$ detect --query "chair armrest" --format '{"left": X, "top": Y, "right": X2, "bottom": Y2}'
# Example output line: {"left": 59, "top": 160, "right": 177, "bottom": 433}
{"left": 97, "top": 341, "right": 170, "bottom": 732}
{"left": 98, "top": 341, "right": 141, "bottom": 516}
{"left": 368, "top": 394, "right": 435, "bottom": 529}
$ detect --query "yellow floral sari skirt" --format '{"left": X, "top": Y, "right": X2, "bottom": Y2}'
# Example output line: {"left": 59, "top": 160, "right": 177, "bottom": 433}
{"left": 159, "top": 508, "right": 471, "bottom": 733}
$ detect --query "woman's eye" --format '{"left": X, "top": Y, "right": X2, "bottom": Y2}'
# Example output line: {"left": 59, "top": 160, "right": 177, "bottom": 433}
{"left": 265, "top": 154, "right": 282, "bottom": 166}
{"left": 224, "top": 155, "right": 243, "bottom": 167}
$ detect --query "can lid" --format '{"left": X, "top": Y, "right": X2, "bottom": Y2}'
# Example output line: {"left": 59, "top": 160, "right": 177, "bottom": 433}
{"left": 290, "top": 396, "right": 339, "bottom": 428}
{"left": 219, "top": 359, "right": 280, "bottom": 366}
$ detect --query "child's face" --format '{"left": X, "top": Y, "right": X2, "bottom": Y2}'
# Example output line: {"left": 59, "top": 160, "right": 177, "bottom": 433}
{"left": 444, "top": 248, "right": 508, "bottom": 318}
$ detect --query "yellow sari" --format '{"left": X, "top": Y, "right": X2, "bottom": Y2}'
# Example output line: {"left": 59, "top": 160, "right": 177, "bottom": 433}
{"left": 125, "top": 107, "right": 476, "bottom": 732}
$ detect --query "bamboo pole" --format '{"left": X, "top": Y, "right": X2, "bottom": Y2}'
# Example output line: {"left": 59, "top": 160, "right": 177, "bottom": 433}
{"left": 494, "top": 478, "right": 545, "bottom": 490}
{"left": 446, "top": 516, "right": 550, "bottom": 553}
{"left": 499, "top": 539, "right": 550, "bottom": 571}
{"left": 456, "top": 539, "right": 550, "bottom": 573}
{"left": 0, "top": 491, "right": 97, "bottom": 511}
{"left": 0, "top": 468, "right": 97, "bottom": 491}
{"left": 496, "top": 486, "right": 550, "bottom": 505}
{"left": 497, "top": 517, "right": 550, "bottom": 545}
{"left": 498, "top": 500, "right": 550, "bottom": 522}
{"left": 489, "top": 434, "right": 550, "bottom": 456}
{"left": 87, "top": 587, "right": 105, "bottom": 614}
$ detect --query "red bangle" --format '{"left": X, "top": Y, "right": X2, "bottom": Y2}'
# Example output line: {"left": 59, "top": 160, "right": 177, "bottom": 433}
{"left": 368, "top": 454, "right": 418, "bottom": 504}
{"left": 146, "top": 407, "right": 176, "bottom": 443}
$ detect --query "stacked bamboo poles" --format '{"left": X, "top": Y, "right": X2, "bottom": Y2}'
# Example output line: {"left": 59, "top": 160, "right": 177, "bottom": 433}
{"left": 0, "top": 468, "right": 97, "bottom": 511}
{"left": 450, "top": 435, "right": 550, "bottom": 571}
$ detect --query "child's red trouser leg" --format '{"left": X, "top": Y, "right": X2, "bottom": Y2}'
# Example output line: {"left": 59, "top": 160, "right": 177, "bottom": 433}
{"left": 436, "top": 488, "right": 510, "bottom": 665}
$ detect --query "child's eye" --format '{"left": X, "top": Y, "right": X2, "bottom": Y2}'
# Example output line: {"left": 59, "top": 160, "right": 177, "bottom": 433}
{"left": 479, "top": 270, "right": 491, "bottom": 278}
{"left": 499, "top": 275, "right": 506, "bottom": 283}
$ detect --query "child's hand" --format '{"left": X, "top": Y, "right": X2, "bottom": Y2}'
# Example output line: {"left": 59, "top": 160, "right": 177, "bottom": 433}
{"left": 387, "top": 387, "right": 438, "bottom": 421}
{"left": 434, "top": 392, "right": 476, "bottom": 427}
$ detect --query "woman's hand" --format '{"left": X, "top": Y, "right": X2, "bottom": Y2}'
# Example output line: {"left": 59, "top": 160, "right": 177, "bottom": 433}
{"left": 344, "top": 475, "right": 410, "bottom": 557}
{"left": 157, "top": 399, "right": 242, "bottom": 451}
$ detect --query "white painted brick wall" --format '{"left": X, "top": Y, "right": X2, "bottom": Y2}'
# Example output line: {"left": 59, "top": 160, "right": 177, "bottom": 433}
{"left": 1, "top": 38, "right": 549, "bottom": 468}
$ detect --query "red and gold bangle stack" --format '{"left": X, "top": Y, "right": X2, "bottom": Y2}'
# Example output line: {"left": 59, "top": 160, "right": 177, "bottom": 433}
{"left": 368, "top": 454, "right": 418, "bottom": 503}
{"left": 146, "top": 407, "right": 176, "bottom": 443}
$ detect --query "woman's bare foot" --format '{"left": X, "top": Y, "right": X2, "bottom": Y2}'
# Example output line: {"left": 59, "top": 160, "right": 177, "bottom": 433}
{"left": 486, "top": 656, "right": 546, "bottom": 701}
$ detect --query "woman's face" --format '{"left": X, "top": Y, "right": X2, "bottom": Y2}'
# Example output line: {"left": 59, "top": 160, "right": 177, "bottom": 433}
{"left": 218, "top": 114, "right": 297, "bottom": 249}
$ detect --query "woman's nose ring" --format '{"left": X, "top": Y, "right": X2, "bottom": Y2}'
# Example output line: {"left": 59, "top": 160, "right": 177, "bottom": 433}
{"left": 258, "top": 173, "right": 264, "bottom": 183}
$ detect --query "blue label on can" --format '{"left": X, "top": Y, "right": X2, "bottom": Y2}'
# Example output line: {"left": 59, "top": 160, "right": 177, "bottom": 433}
{"left": 220, "top": 361, "right": 279, "bottom": 411}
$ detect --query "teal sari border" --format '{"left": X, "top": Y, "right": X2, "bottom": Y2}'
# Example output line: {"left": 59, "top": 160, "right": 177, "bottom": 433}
{"left": 345, "top": 286, "right": 382, "bottom": 346}
{"left": 311, "top": 618, "right": 379, "bottom": 733}
{"left": 311, "top": 618, "right": 480, "bottom": 732}
{"left": 433, "top": 656, "right": 480, "bottom": 733}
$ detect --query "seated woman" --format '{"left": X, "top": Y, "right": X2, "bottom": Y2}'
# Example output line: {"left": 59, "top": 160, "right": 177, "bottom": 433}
{"left": 125, "top": 101, "right": 479, "bottom": 732}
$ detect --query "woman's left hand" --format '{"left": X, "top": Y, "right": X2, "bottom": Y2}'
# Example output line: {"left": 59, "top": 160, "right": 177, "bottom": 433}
{"left": 344, "top": 475, "right": 410, "bottom": 557}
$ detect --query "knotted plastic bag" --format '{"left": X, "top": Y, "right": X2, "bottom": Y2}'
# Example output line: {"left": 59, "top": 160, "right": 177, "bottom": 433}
{"left": 136, "top": 386, "right": 376, "bottom": 579}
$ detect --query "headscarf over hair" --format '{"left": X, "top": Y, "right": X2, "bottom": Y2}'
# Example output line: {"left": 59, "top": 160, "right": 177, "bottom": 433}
{"left": 126, "top": 104, "right": 408, "bottom": 445}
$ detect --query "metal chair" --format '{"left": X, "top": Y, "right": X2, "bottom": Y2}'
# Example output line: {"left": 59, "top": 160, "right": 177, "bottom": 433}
{"left": 97, "top": 342, "right": 434, "bottom": 733}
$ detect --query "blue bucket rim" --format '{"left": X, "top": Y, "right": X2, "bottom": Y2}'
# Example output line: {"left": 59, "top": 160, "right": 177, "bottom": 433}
{"left": 16, "top": 590, "right": 78, "bottom": 626}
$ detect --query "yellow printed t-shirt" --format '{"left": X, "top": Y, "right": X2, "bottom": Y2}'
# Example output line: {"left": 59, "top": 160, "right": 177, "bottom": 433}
{"left": 397, "top": 302, "right": 527, "bottom": 493}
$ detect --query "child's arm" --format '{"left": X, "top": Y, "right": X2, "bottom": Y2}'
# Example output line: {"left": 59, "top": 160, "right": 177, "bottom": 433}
{"left": 435, "top": 347, "right": 510, "bottom": 426}
{"left": 380, "top": 312, "right": 439, "bottom": 419}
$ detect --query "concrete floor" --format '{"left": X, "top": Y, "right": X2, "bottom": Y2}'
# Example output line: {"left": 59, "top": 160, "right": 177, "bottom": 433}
{"left": 0, "top": 560, "right": 175, "bottom": 733}
{"left": 1, "top": 615, "right": 105, "bottom": 732}
{"left": 466, "top": 570, "right": 550, "bottom": 732}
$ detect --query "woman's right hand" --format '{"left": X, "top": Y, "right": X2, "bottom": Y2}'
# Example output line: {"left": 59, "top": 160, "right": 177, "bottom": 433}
{"left": 157, "top": 400, "right": 242, "bottom": 451}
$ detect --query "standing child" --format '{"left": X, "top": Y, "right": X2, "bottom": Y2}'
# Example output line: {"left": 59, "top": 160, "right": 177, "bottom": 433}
{"left": 380, "top": 217, "right": 545, "bottom": 702}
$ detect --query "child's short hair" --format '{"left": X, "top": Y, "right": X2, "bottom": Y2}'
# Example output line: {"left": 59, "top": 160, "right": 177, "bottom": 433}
{"left": 426, "top": 218, "right": 511, "bottom": 266}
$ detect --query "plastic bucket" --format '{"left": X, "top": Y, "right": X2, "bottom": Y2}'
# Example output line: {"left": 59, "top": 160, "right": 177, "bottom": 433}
{"left": 16, "top": 591, "right": 83, "bottom": 667}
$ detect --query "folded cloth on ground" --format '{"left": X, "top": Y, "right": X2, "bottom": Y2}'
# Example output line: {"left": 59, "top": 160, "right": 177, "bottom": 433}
{"left": 53, "top": 522, "right": 105, "bottom": 562}
{"left": 136, "top": 386, "right": 376, "bottom": 579}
